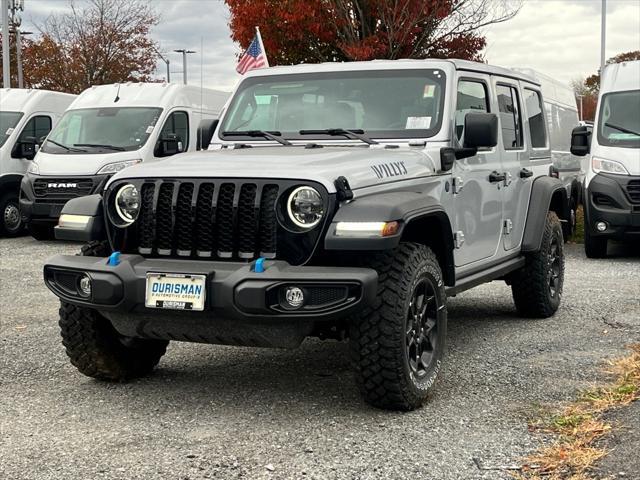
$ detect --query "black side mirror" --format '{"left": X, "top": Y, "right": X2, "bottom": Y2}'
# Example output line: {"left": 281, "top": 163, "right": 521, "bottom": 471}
{"left": 158, "top": 133, "right": 181, "bottom": 156}
{"left": 197, "top": 119, "right": 219, "bottom": 151}
{"left": 11, "top": 136, "right": 37, "bottom": 160}
{"left": 463, "top": 112, "right": 498, "bottom": 149}
{"left": 570, "top": 125, "right": 591, "bottom": 156}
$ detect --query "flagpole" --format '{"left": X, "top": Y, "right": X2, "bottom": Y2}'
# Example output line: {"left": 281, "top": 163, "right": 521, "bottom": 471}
{"left": 255, "top": 26, "right": 270, "bottom": 67}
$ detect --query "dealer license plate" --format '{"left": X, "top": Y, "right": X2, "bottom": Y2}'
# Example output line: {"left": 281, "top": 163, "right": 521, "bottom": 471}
{"left": 145, "top": 273, "right": 206, "bottom": 311}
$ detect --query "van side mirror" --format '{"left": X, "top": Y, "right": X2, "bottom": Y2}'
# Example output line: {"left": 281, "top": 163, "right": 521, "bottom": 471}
{"left": 570, "top": 125, "right": 591, "bottom": 156}
{"left": 11, "top": 136, "right": 37, "bottom": 160}
{"left": 158, "top": 133, "right": 181, "bottom": 157}
{"left": 463, "top": 112, "right": 498, "bottom": 149}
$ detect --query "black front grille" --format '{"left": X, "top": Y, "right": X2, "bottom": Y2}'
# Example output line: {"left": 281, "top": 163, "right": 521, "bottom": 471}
{"left": 627, "top": 180, "right": 640, "bottom": 204}
{"left": 33, "top": 178, "right": 94, "bottom": 198}
{"left": 133, "top": 180, "right": 282, "bottom": 260}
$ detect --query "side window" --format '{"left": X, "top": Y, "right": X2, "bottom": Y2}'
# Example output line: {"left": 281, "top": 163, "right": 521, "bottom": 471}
{"left": 496, "top": 85, "right": 523, "bottom": 150}
{"left": 18, "top": 115, "right": 52, "bottom": 142}
{"left": 455, "top": 80, "right": 489, "bottom": 142}
{"left": 524, "top": 89, "right": 547, "bottom": 148}
{"left": 157, "top": 111, "right": 189, "bottom": 154}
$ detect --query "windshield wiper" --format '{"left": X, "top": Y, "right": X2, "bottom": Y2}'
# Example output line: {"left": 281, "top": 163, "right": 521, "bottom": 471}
{"left": 299, "top": 129, "right": 379, "bottom": 145}
{"left": 44, "top": 138, "right": 87, "bottom": 152}
{"left": 222, "top": 130, "right": 292, "bottom": 146}
{"left": 74, "top": 143, "right": 126, "bottom": 151}
{"left": 605, "top": 122, "right": 640, "bottom": 137}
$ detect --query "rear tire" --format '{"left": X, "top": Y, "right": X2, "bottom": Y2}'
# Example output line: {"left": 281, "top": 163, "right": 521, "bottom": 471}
{"left": 584, "top": 226, "right": 608, "bottom": 258}
{"left": 28, "top": 223, "right": 55, "bottom": 241}
{"left": 58, "top": 239, "right": 168, "bottom": 381}
{"left": 510, "top": 211, "right": 564, "bottom": 318}
{"left": 349, "top": 243, "right": 447, "bottom": 411}
{"left": 0, "top": 193, "right": 24, "bottom": 237}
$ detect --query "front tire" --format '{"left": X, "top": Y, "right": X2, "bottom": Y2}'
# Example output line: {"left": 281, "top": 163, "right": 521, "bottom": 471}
{"left": 349, "top": 243, "right": 447, "bottom": 411}
{"left": 0, "top": 193, "right": 24, "bottom": 237}
{"left": 27, "top": 223, "right": 55, "bottom": 241}
{"left": 510, "top": 211, "right": 564, "bottom": 318}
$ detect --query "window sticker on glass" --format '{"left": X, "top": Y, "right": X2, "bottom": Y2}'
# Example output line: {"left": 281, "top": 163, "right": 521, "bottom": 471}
{"left": 145, "top": 125, "right": 154, "bottom": 134}
{"left": 6, "top": 127, "right": 14, "bottom": 135}
{"left": 423, "top": 85, "right": 435, "bottom": 98}
{"left": 406, "top": 116, "right": 431, "bottom": 129}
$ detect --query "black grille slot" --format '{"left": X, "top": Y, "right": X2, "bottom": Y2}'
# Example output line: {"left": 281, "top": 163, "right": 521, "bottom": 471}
{"left": 259, "top": 185, "right": 279, "bottom": 257}
{"left": 307, "top": 286, "right": 347, "bottom": 307}
{"left": 238, "top": 184, "right": 258, "bottom": 257}
{"left": 216, "top": 183, "right": 236, "bottom": 257}
{"left": 594, "top": 193, "right": 615, "bottom": 207}
{"left": 175, "top": 183, "right": 195, "bottom": 255}
{"left": 195, "top": 183, "right": 215, "bottom": 256}
{"left": 33, "top": 178, "right": 94, "bottom": 198}
{"left": 627, "top": 180, "right": 640, "bottom": 204}
{"left": 138, "top": 183, "right": 156, "bottom": 253}
{"left": 156, "top": 183, "right": 175, "bottom": 254}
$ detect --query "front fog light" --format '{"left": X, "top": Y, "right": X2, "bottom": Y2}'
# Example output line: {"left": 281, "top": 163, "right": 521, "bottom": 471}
{"left": 114, "top": 183, "right": 140, "bottom": 226}
{"left": 596, "top": 221, "right": 607, "bottom": 232}
{"left": 287, "top": 186, "right": 324, "bottom": 229}
{"left": 78, "top": 275, "right": 92, "bottom": 297}
{"left": 284, "top": 286, "right": 305, "bottom": 308}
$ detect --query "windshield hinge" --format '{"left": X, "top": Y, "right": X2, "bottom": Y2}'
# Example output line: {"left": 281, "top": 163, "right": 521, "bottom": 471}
{"left": 334, "top": 176, "right": 354, "bottom": 201}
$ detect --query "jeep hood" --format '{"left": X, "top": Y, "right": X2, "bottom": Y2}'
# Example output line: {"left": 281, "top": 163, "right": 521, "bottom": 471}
{"left": 109, "top": 146, "right": 439, "bottom": 192}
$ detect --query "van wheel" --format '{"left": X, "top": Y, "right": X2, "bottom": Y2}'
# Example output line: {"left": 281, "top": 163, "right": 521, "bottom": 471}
{"left": 584, "top": 227, "right": 607, "bottom": 258}
{"left": 510, "top": 211, "right": 564, "bottom": 318}
{"left": 27, "top": 223, "right": 55, "bottom": 241}
{"left": 0, "top": 193, "right": 24, "bottom": 237}
{"left": 349, "top": 243, "right": 447, "bottom": 411}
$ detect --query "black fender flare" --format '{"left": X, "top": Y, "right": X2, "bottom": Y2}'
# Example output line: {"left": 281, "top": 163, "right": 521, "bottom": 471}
{"left": 54, "top": 194, "right": 106, "bottom": 242}
{"left": 324, "top": 191, "right": 455, "bottom": 285}
{"left": 522, "top": 176, "right": 570, "bottom": 252}
{"left": 0, "top": 174, "right": 23, "bottom": 197}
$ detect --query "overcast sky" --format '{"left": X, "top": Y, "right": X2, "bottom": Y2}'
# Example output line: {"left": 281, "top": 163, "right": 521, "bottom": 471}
{"left": 21, "top": 0, "right": 640, "bottom": 92}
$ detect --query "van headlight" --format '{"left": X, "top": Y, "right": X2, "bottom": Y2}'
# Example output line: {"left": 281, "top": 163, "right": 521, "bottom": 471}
{"left": 27, "top": 162, "right": 40, "bottom": 174}
{"left": 592, "top": 157, "right": 629, "bottom": 175}
{"left": 97, "top": 159, "right": 142, "bottom": 175}
{"left": 113, "top": 184, "right": 140, "bottom": 226}
{"left": 287, "top": 186, "right": 324, "bottom": 229}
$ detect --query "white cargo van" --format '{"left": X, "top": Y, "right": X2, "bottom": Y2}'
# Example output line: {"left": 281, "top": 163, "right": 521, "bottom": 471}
{"left": 20, "top": 82, "right": 229, "bottom": 239}
{"left": 571, "top": 60, "right": 640, "bottom": 257}
{"left": 0, "top": 89, "right": 76, "bottom": 236}
{"left": 514, "top": 68, "right": 584, "bottom": 232}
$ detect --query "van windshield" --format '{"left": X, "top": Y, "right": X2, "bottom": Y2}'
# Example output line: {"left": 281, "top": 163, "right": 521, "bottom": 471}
{"left": 0, "top": 111, "right": 24, "bottom": 148}
{"left": 597, "top": 90, "right": 640, "bottom": 148}
{"left": 220, "top": 69, "right": 446, "bottom": 142}
{"left": 40, "top": 107, "right": 162, "bottom": 154}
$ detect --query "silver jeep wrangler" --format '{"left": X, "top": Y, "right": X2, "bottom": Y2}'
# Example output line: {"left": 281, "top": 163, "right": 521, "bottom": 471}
{"left": 44, "top": 60, "right": 569, "bottom": 411}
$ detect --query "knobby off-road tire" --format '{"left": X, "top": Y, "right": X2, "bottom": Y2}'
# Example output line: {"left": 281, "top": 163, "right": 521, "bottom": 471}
{"left": 59, "top": 240, "right": 168, "bottom": 381}
{"left": 0, "top": 192, "right": 24, "bottom": 237}
{"left": 349, "top": 243, "right": 447, "bottom": 411}
{"left": 510, "top": 211, "right": 565, "bottom": 318}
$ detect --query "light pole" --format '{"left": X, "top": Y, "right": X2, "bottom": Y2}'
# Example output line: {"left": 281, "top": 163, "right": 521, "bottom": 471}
{"left": 174, "top": 49, "right": 195, "bottom": 85}
{"left": 157, "top": 51, "right": 170, "bottom": 83}
{"left": 1, "top": 0, "right": 10, "bottom": 87}
{"left": 600, "top": 0, "right": 607, "bottom": 74}
{"left": 576, "top": 94, "right": 583, "bottom": 121}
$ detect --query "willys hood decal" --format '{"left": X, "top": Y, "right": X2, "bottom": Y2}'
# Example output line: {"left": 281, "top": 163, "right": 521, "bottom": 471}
{"left": 108, "top": 146, "right": 439, "bottom": 193}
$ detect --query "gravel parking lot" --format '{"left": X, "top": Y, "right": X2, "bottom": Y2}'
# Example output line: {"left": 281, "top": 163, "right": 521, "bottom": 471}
{"left": 1, "top": 237, "right": 639, "bottom": 480}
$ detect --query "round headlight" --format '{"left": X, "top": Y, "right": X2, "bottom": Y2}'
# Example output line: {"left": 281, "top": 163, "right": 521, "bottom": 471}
{"left": 114, "top": 184, "right": 140, "bottom": 226}
{"left": 287, "top": 186, "right": 324, "bottom": 229}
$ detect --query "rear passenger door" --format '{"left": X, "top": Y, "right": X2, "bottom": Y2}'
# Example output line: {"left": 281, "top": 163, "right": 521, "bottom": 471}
{"left": 452, "top": 74, "right": 505, "bottom": 267}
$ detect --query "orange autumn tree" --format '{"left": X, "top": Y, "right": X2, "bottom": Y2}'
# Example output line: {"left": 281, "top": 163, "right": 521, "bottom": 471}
{"left": 20, "top": 0, "right": 159, "bottom": 94}
{"left": 225, "top": 0, "right": 521, "bottom": 64}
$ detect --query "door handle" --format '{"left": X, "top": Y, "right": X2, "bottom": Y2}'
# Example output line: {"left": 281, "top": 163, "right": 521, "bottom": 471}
{"left": 489, "top": 171, "right": 506, "bottom": 183}
{"left": 520, "top": 168, "right": 534, "bottom": 178}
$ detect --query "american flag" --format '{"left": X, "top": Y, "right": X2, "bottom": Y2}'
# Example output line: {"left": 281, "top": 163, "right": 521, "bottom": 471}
{"left": 236, "top": 32, "right": 269, "bottom": 75}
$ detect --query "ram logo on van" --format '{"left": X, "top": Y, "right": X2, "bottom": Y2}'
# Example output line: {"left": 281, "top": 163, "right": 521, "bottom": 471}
{"left": 47, "top": 183, "right": 78, "bottom": 189}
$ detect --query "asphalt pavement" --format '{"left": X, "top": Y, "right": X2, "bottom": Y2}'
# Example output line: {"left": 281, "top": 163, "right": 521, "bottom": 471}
{"left": 1, "top": 237, "right": 639, "bottom": 480}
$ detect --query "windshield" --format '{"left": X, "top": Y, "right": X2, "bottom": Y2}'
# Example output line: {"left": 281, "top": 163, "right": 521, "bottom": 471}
{"left": 597, "top": 90, "right": 640, "bottom": 148}
{"left": 40, "top": 107, "right": 162, "bottom": 154}
{"left": 0, "top": 111, "right": 24, "bottom": 148}
{"left": 220, "top": 69, "right": 446, "bottom": 141}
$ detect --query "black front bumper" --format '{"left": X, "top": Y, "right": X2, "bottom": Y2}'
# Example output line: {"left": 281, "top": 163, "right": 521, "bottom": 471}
{"left": 20, "top": 174, "right": 109, "bottom": 225}
{"left": 585, "top": 173, "right": 640, "bottom": 240}
{"left": 43, "top": 254, "right": 378, "bottom": 348}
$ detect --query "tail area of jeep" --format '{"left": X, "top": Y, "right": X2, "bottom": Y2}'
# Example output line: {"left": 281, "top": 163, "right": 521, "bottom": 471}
{"left": 43, "top": 60, "right": 569, "bottom": 411}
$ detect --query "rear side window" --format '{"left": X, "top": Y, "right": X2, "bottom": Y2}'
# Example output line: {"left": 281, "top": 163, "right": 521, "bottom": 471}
{"left": 524, "top": 89, "right": 547, "bottom": 148}
{"left": 455, "top": 80, "right": 489, "bottom": 142}
{"left": 496, "top": 85, "right": 523, "bottom": 150}
{"left": 19, "top": 115, "right": 52, "bottom": 142}
{"left": 157, "top": 111, "right": 189, "bottom": 154}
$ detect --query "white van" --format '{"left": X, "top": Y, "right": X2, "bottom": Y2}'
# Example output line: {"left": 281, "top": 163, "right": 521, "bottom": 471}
{"left": 514, "top": 68, "right": 584, "bottom": 232}
{"left": 0, "top": 89, "right": 76, "bottom": 236}
{"left": 20, "top": 82, "right": 229, "bottom": 239}
{"left": 571, "top": 60, "right": 640, "bottom": 257}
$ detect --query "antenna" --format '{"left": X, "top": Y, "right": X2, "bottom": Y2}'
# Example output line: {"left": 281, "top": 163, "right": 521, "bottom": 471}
{"left": 114, "top": 83, "right": 121, "bottom": 103}
{"left": 200, "top": 36, "right": 204, "bottom": 150}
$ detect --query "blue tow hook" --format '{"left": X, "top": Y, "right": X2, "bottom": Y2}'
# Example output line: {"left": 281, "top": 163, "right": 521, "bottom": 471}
{"left": 107, "top": 251, "right": 121, "bottom": 266}
{"left": 254, "top": 257, "right": 266, "bottom": 273}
